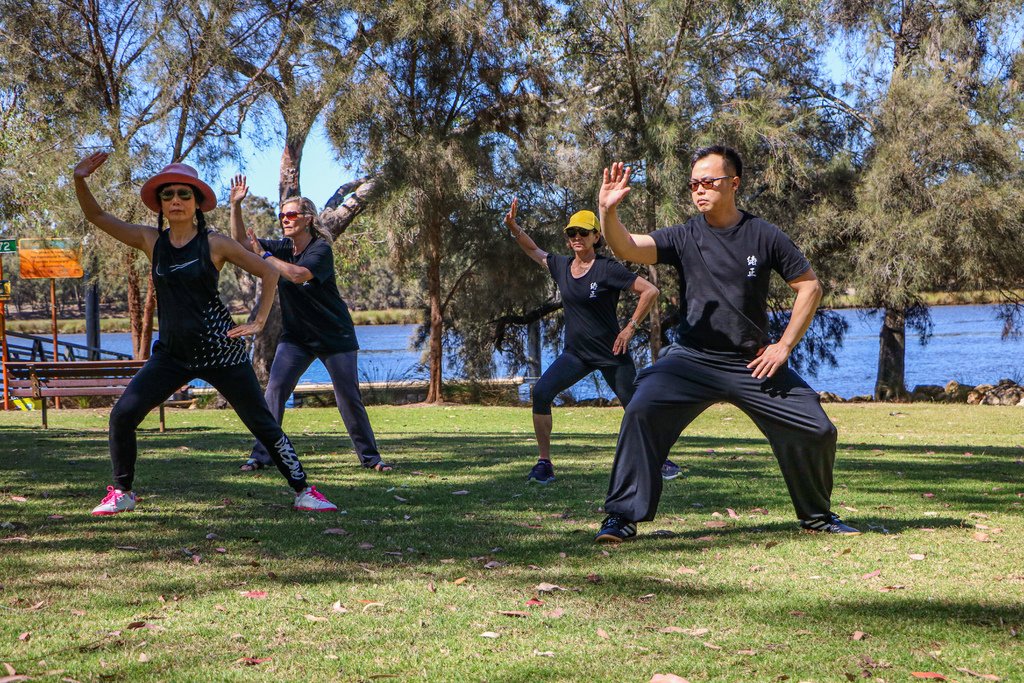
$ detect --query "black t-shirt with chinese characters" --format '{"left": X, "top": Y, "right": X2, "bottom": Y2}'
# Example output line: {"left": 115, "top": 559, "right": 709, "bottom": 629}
{"left": 651, "top": 212, "right": 811, "bottom": 356}
{"left": 259, "top": 236, "right": 358, "bottom": 355}
{"left": 546, "top": 253, "right": 638, "bottom": 366}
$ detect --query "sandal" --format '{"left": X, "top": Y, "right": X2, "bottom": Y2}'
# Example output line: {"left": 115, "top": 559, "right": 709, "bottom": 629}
{"left": 364, "top": 459, "right": 393, "bottom": 472}
{"left": 240, "top": 458, "right": 266, "bottom": 472}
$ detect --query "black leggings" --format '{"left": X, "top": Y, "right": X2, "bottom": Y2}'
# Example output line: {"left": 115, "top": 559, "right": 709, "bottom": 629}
{"left": 531, "top": 351, "right": 637, "bottom": 415}
{"left": 108, "top": 351, "right": 308, "bottom": 492}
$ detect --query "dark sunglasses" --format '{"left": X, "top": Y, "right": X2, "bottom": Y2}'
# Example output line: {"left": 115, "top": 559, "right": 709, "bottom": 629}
{"left": 278, "top": 210, "right": 306, "bottom": 221}
{"left": 159, "top": 188, "right": 194, "bottom": 201}
{"left": 688, "top": 175, "right": 734, "bottom": 191}
{"left": 564, "top": 227, "right": 597, "bottom": 238}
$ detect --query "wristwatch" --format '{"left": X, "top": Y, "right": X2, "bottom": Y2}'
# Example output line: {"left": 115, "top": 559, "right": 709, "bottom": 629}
{"left": 629, "top": 319, "right": 640, "bottom": 331}
{"left": 261, "top": 251, "right": 273, "bottom": 260}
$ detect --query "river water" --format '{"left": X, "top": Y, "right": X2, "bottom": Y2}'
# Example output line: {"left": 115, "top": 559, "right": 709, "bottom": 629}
{"left": 51, "top": 304, "right": 1024, "bottom": 400}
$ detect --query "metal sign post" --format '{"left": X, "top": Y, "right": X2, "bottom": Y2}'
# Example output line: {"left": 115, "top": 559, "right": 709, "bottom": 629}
{"left": 0, "top": 239, "right": 13, "bottom": 410}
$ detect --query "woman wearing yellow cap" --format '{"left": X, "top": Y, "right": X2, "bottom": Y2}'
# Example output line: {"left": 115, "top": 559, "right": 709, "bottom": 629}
{"left": 504, "top": 198, "right": 663, "bottom": 484}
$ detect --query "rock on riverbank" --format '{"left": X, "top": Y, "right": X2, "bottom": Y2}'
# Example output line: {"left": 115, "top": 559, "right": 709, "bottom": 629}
{"left": 819, "top": 379, "right": 1024, "bottom": 405}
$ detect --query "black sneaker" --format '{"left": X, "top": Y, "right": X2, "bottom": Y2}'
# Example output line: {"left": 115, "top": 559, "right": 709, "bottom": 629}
{"left": 595, "top": 513, "right": 637, "bottom": 543}
{"left": 527, "top": 460, "right": 556, "bottom": 485}
{"left": 661, "top": 458, "right": 682, "bottom": 480}
{"left": 800, "top": 513, "right": 861, "bottom": 535}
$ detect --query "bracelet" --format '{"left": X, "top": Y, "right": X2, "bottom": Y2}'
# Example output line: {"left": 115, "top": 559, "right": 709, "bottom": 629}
{"left": 261, "top": 251, "right": 273, "bottom": 260}
{"left": 629, "top": 319, "right": 640, "bottom": 331}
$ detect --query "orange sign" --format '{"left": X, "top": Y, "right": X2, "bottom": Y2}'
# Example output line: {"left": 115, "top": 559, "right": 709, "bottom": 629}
{"left": 18, "top": 238, "right": 84, "bottom": 279}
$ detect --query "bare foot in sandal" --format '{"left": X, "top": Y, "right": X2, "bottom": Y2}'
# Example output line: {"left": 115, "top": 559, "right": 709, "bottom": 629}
{"left": 240, "top": 458, "right": 265, "bottom": 472}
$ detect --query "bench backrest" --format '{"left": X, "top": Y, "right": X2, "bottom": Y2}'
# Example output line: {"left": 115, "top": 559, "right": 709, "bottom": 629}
{"left": 4, "top": 360, "right": 148, "bottom": 398}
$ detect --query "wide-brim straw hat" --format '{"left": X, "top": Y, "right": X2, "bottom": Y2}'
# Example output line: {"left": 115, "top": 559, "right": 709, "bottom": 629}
{"left": 140, "top": 163, "right": 217, "bottom": 213}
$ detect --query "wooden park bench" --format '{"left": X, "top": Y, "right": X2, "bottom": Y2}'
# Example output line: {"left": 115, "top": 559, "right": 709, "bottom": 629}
{"left": 4, "top": 360, "right": 173, "bottom": 431}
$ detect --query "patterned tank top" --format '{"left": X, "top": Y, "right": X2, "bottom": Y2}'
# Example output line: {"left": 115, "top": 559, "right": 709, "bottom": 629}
{"left": 151, "top": 228, "right": 248, "bottom": 369}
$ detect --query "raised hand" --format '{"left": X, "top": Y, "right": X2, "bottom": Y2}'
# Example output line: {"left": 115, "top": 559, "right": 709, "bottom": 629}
{"left": 599, "top": 162, "right": 632, "bottom": 211}
{"left": 74, "top": 152, "right": 109, "bottom": 179}
{"left": 246, "top": 229, "right": 262, "bottom": 254}
{"left": 229, "top": 174, "right": 248, "bottom": 205}
{"left": 503, "top": 197, "right": 521, "bottom": 235}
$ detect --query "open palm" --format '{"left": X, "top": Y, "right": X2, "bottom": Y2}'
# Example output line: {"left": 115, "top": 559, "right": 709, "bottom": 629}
{"left": 599, "top": 162, "right": 632, "bottom": 210}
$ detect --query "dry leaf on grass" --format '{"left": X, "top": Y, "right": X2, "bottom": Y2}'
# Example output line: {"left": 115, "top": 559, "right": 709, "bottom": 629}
{"left": 955, "top": 667, "right": 1001, "bottom": 681}
{"left": 241, "top": 591, "right": 268, "bottom": 599}
{"left": 138, "top": 653, "right": 150, "bottom": 663}
{"left": 535, "top": 582, "right": 565, "bottom": 593}
{"left": 361, "top": 602, "right": 384, "bottom": 612}
{"left": 16, "top": 633, "right": 29, "bottom": 642}
{"left": 852, "top": 631, "right": 867, "bottom": 641}
{"left": 861, "top": 570, "right": 881, "bottom": 580}
{"left": 9, "top": 496, "right": 26, "bottom": 503}
{"left": 650, "top": 675, "right": 692, "bottom": 683}
{"left": 453, "top": 577, "right": 467, "bottom": 585}
{"left": 726, "top": 508, "right": 740, "bottom": 518}
{"left": 525, "top": 598, "right": 544, "bottom": 606}
{"left": 973, "top": 532, "right": 990, "bottom": 542}
{"left": 451, "top": 490, "right": 470, "bottom": 496}
{"left": 427, "top": 581, "right": 436, "bottom": 593}
{"left": 596, "top": 628, "right": 610, "bottom": 640}
{"left": 480, "top": 632, "right": 500, "bottom": 639}
{"left": 702, "top": 641, "right": 722, "bottom": 650}
{"left": 676, "top": 566, "right": 698, "bottom": 575}
{"left": 304, "top": 614, "right": 328, "bottom": 622}
{"left": 322, "top": 528, "right": 349, "bottom": 536}
{"left": 543, "top": 608, "right": 564, "bottom": 618}
{"left": 533, "top": 650, "right": 555, "bottom": 657}
{"left": 910, "top": 674, "right": 947, "bottom": 680}
{"left": 879, "top": 585, "right": 906, "bottom": 592}
{"left": 332, "top": 600, "right": 348, "bottom": 614}
{"left": 909, "top": 553, "right": 926, "bottom": 560}
{"left": 736, "top": 649, "right": 757, "bottom": 656}
{"left": 0, "top": 675, "right": 31, "bottom": 682}
{"left": 237, "top": 657, "right": 272, "bottom": 666}
{"left": 3, "top": 664, "right": 16, "bottom": 676}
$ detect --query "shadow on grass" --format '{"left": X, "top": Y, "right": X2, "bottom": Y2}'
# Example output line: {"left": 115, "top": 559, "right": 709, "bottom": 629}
{"left": 1, "top": 425, "right": 1020, "bottom": 581}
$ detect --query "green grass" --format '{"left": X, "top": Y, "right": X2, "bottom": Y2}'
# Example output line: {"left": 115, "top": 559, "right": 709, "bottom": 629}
{"left": 1, "top": 404, "right": 1021, "bottom": 682}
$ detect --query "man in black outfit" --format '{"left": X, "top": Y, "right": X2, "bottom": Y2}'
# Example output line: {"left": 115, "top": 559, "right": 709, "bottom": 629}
{"left": 594, "top": 146, "right": 859, "bottom": 542}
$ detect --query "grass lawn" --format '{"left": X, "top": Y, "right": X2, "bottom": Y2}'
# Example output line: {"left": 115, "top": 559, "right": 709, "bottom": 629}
{"left": 0, "top": 403, "right": 1021, "bottom": 682}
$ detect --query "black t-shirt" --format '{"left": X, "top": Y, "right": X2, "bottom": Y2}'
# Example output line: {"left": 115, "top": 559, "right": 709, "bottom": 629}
{"left": 546, "top": 253, "right": 638, "bottom": 365}
{"left": 651, "top": 212, "right": 810, "bottom": 356}
{"left": 260, "top": 237, "right": 359, "bottom": 355}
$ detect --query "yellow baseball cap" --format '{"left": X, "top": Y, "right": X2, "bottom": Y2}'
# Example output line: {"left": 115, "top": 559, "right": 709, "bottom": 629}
{"left": 565, "top": 210, "right": 600, "bottom": 233}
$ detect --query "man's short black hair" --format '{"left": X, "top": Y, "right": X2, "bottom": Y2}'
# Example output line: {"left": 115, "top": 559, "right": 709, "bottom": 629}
{"left": 690, "top": 145, "right": 743, "bottom": 178}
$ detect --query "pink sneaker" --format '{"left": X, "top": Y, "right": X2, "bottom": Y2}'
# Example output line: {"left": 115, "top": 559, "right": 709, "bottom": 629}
{"left": 91, "top": 486, "right": 136, "bottom": 516}
{"left": 293, "top": 486, "right": 338, "bottom": 512}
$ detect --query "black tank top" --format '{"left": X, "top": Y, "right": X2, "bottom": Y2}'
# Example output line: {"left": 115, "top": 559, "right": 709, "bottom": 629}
{"left": 151, "top": 228, "right": 248, "bottom": 368}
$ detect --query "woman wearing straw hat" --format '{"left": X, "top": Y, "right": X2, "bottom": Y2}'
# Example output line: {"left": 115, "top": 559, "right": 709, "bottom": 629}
{"left": 503, "top": 198, "right": 671, "bottom": 484}
{"left": 228, "top": 175, "right": 391, "bottom": 473}
{"left": 73, "top": 152, "right": 339, "bottom": 515}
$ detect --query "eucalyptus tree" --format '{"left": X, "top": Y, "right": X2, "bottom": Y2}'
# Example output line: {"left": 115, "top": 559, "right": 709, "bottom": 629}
{"left": 805, "top": 0, "right": 1024, "bottom": 399}
{"left": 325, "top": 0, "right": 554, "bottom": 402}
{"left": 505, "top": 0, "right": 846, "bottom": 369}
{"left": 0, "top": 0, "right": 296, "bottom": 357}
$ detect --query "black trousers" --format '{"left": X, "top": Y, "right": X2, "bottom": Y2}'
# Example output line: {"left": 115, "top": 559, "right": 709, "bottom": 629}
{"left": 604, "top": 344, "right": 836, "bottom": 523}
{"left": 108, "top": 351, "right": 308, "bottom": 492}
{"left": 531, "top": 351, "right": 637, "bottom": 415}
{"left": 249, "top": 342, "right": 382, "bottom": 468}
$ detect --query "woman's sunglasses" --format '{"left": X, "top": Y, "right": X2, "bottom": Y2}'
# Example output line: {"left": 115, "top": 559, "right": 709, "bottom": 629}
{"left": 159, "top": 188, "right": 194, "bottom": 201}
{"left": 564, "top": 228, "right": 597, "bottom": 238}
{"left": 278, "top": 210, "right": 305, "bottom": 221}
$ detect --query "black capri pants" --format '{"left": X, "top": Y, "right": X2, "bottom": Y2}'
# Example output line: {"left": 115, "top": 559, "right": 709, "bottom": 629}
{"left": 532, "top": 351, "right": 637, "bottom": 415}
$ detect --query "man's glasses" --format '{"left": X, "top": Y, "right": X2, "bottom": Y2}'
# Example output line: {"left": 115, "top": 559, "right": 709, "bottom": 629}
{"left": 688, "top": 175, "right": 734, "bottom": 191}
{"left": 278, "top": 210, "right": 305, "bottom": 221}
{"left": 159, "top": 188, "right": 194, "bottom": 201}
{"left": 564, "top": 228, "right": 597, "bottom": 238}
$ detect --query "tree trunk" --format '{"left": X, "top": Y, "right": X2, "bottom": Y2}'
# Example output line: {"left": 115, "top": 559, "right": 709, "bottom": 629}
{"left": 425, "top": 214, "right": 444, "bottom": 403}
{"left": 139, "top": 272, "right": 156, "bottom": 359}
{"left": 126, "top": 251, "right": 144, "bottom": 359}
{"left": 526, "top": 319, "right": 541, "bottom": 378}
{"left": 249, "top": 296, "right": 281, "bottom": 384}
{"left": 874, "top": 306, "right": 908, "bottom": 401}
{"left": 279, "top": 134, "right": 305, "bottom": 202}
{"left": 643, "top": 182, "right": 662, "bottom": 361}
